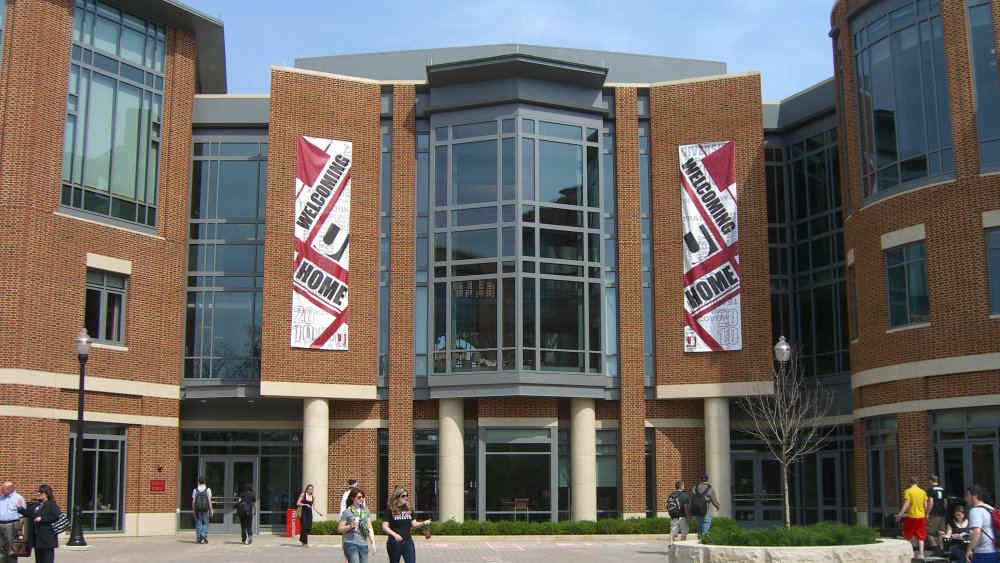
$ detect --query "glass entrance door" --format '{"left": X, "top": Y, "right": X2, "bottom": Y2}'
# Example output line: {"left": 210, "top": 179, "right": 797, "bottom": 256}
{"left": 731, "top": 454, "right": 784, "bottom": 527}
{"left": 817, "top": 452, "right": 841, "bottom": 522}
{"left": 201, "top": 456, "right": 257, "bottom": 535}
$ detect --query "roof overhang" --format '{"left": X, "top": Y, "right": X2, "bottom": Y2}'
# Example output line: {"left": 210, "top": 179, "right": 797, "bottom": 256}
{"left": 427, "top": 53, "right": 608, "bottom": 89}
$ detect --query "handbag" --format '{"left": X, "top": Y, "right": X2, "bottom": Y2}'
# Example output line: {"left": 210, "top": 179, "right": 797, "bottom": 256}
{"left": 294, "top": 506, "right": 302, "bottom": 519}
{"left": 4, "top": 525, "right": 31, "bottom": 557}
{"left": 51, "top": 512, "right": 70, "bottom": 535}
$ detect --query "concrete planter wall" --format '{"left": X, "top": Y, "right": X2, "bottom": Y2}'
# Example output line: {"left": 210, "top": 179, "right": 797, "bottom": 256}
{"left": 668, "top": 538, "right": 913, "bottom": 562}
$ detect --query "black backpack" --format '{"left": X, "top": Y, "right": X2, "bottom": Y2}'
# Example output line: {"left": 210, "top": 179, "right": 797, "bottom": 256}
{"left": 194, "top": 489, "right": 210, "bottom": 512}
{"left": 690, "top": 485, "right": 710, "bottom": 517}
{"left": 667, "top": 492, "right": 683, "bottom": 518}
{"left": 236, "top": 494, "right": 249, "bottom": 515}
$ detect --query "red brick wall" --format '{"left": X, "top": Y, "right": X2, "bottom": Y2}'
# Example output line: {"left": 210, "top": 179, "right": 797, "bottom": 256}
{"left": 0, "top": 0, "right": 195, "bottom": 518}
{"left": 654, "top": 427, "right": 705, "bottom": 512}
{"left": 388, "top": 85, "right": 416, "bottom": 486}
{"left": 648, "top": 74, "right": 772, "bottom": 386}
{"left": 614, "top": 86, "right": 646, "bottom": 515}
{"left": 262, "top": 68, "right": 381, "bottom": 385}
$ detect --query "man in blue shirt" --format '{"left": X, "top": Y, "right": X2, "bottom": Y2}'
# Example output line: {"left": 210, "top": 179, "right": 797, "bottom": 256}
{"left": 965, "top": 484, "right": 997, "bottom": 562}
{"left": 0, "top": 481, "right": 26, "bottom": 563}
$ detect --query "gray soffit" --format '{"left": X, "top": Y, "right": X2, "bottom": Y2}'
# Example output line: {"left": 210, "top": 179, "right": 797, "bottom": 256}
{"left": 763, "top": 77, "right": 836, "bottom": 131}
{"left": 118, "top": 0, "right": 227, "bottom": 94}
{"left": 296, "top": 44, "right": 726, "bottom": 85}
{"left": 427, "top": 54, "right": 607, "bottom": 88}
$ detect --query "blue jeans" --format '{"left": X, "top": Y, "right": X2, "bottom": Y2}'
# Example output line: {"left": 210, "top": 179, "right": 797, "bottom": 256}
{"left": 344, "top": 541, "right": 370, "bottom": 563}
{"left": 971, "top": 552, "right": 999, "bottom": 562}
{"left": 387, "top": 537, "right": 416, "bottom": 563}
{"left": 194, "top": 510, "right": 209, "bottom": 541}
{"left": 696, "top": 514, "right": 713, "bottom": 536}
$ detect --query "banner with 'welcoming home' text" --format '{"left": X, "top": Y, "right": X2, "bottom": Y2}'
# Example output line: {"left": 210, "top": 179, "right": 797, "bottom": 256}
{"left": 291, "top": 136, "right": 351, "bottom": 350}
{"left": 680, "top": 141, "right": 742, "bottom": 352}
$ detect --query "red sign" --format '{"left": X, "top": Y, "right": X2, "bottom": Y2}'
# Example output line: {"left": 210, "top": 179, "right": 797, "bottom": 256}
{"left": 149, "top": 479, "right": 166, "bottom": 493}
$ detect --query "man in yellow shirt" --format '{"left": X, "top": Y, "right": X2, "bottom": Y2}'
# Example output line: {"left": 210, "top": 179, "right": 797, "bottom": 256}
{"left": 895, "top": 476, "right": 930, "bottom": 559}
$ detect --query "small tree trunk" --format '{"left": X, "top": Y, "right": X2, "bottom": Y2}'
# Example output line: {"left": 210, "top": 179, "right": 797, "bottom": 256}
{"left": 783, "top": 465, "right": 791, "bottom": 528}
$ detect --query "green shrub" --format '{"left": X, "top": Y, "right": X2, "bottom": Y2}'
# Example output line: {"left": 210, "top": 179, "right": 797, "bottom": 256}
{"left": 699, "top": 518, "right": 880, "bottom": 547}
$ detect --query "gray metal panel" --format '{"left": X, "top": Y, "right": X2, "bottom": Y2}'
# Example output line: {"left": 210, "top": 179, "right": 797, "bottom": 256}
{"left": 193, "top": 95, "right": 269, "bottom": 127}
{"left": 764, "top": 78, "right": 836, "bottom": 132}
{"left": 296, "top": 44, "right": 726, "bottom": 85}
{"left": 117, "top": 0, "right": 226, "bottom": 94}
{"left": 428, "top": 77, "right": 605, "bottom": 115}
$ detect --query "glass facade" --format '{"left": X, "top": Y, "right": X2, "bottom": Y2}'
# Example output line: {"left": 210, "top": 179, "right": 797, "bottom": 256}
{"left": 429, "top": 112, "right": 604, "bottom": 376}
{"left": 185, "top": 139, "right": 267, "bottom": 380}
{"left": 865, "top": 416, "right": 899, "bottom": 532}
{"left": 933, "top": 408, "right": 1000, "bottom": 510}
{"left": 968, "top": 0, "right": 1000, "bottom": 169}
{"left": 62, "top": 0, "right": 166, "bottom": 228}
{"left": 885, "top": 240, "right": 929, "bottom": 327}
{"left": 853, "top": 0, "right": 952, "bottom": 199}
{"left": 379, "top": 120, "right": 391, "bottom": 378}
{"left": 989, "top": 228, "right": 1000, "bottom": 315}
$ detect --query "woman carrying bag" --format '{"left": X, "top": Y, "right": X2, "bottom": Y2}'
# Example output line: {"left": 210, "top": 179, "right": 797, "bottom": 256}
{"left": 18, "top": 484, "right": 60, "bottom": 563}
{"left": 295, "top": 484, "right": 323, "bottom": 548}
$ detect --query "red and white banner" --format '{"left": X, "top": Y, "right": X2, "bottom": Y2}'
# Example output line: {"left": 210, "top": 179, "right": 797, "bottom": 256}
{"left": 680, "top": 141, "right": 742, "bottom": 352}
{"left": 291, "top": 136, "right": 351, "bottom": 350}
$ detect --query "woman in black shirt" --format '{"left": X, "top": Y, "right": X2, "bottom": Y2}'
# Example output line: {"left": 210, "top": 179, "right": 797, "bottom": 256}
{"left": 380, "top": 485, "right": 431, "bottom": 563}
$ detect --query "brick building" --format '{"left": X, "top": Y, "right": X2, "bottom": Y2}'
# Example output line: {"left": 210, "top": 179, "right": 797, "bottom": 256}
{"left": 0, "top": 0, "right": 997, "bottom": 537}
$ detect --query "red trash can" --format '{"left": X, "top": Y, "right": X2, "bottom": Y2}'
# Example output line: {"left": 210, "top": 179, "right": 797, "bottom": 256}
{"left": 286, "top": 508, "right": 300, "bottom": 538}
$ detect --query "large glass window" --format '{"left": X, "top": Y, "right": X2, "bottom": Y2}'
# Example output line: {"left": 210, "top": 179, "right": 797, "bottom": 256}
{"left": 379, "top": 120, "right": 391, "bottom": 378}
{"left": 185, "top": 139, "right": 267, "bottom": 379}
{"left": 482, "top": 427, "right": 555, "bottom": 522}
{"left": 933, "top": 408, "right": 1000, "bottom": 509}
{"left": 67, "top": 424, "right": 125, "bottom": 533}
{"left": 853, "top": 0, "right": 952, "bottom": 199}
{"left": 84, "top": 269, "right": 126, "bottom": 344}
{"left": 885, "top": 240, "right": 929, "bottom": 327}
{"left": 865, "top": 416, "right": 899, "bottom": 532}
{"left": 988, "top": 228, "right": 1000, "bottom": 314}
{"left": 596, "top": 429, "right": 619, "bottom": 519}
{"left": 430, "top": 113, "right": 604, "bottom": 376}
{"left": 968, "top": 0, "right": 1000, "bottom": 169}
{"left": 638, "top": 119, "right": 654, "bottom": 385}
{"left": 62, "top": 0, "right": 166, "bottom": 228}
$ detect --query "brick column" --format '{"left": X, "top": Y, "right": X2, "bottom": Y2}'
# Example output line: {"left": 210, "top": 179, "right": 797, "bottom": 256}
{"left": 614, "top": 86, "right": 646, "bottom": 518}
{"left": 388, "top": 84, "right": 417, "bottom": 487}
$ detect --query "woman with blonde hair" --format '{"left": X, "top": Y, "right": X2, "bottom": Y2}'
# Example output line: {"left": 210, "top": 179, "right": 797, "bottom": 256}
{"left": 380, "top": 485, "right": 432, "bottom": 563}
{"left": 295, "top": 483, "right": 323, "bottom": 547}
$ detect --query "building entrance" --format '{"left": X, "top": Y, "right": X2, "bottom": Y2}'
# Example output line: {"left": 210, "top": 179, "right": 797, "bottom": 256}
{"left": 731, "top": 454, "right": 783, "bottom": 527}
{"left": 201, "top": 456, "right": 257, "bottom": 535}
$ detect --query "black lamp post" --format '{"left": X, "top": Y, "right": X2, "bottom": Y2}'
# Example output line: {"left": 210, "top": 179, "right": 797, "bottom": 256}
{"left": 67, "top": 328, "right": 91, "bottom": 547}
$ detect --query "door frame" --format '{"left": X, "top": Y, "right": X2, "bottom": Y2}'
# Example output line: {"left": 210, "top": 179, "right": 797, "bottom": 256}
{"left": 731, "top": 453, "right": 784, "bottom": 527}
{"left": 200, "top": 456, "right": 258, "bottom": 535}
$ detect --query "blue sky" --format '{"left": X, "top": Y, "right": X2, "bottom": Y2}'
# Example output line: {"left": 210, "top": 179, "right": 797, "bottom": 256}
{"left": 182, "top": 0, "right": 835, "bottom": 101}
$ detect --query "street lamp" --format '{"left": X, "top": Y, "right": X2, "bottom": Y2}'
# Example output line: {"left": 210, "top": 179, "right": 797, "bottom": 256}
{"left": 773, "top": 336, "right": 791, "bottom": 363}
{"left": 67, "top": 328, "right": 91, "bottom": 547}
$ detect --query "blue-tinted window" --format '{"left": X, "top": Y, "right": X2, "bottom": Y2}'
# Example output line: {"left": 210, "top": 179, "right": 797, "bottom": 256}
{"left": 854, "top": 1, "right": 952, "bottom": 199}
{"left": 968, "top": 1, "right": 1000, "bottom": 168}
{"left": 62, "top": 0, "right": 167, "bottom": 228}
{"left": 988, "top": 228, "right": 1000, "bottom": 314}
{"left": 885, "top": 241, "right": 929, "bottom": 327}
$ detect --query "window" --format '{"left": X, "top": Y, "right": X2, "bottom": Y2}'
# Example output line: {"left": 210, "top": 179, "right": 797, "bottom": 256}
{"left": 968, "top": 0, "right": 1000, "bottom": 169}
{"left": 885, "top": 241, "right": 929, "bottom": 327}
{"left": 185, "top": 139, "right": 267, "bottom": 379}
{"left": 379, "top": 119, "right": 391, "bottom": 378}
{"left": 85, "top": 269, "right": 126, "bottom": 344}
{"left": 0, "top": 1, "right": 8, "bottom": 72}
{"left": 67, "top": 424, "right": 126, "bottom": 533}
{"left": 853, "top": 0, "right": 952, "bottom": 199}
{"left": 62, "top": 0, "right": 167, "bottom": 228}
{"left": 988, "top": 228, "right": 1000, "bottom": 314}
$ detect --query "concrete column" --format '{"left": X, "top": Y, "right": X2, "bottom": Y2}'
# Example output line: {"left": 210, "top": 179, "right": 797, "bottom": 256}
{"left": 438, "top": 397, "right": 464, "bottom": 522}
{"left": 302, "top": 398, "right": 329, "bottom": 519}
{"left": 704, "top": 397, "right": 732, "bottom": 518}
{"left": 570, "top": 398, "right": 597, "bottom": 521}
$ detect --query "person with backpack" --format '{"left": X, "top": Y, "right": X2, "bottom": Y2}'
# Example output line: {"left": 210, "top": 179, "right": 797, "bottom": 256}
{"left": 666, "top": 480, "right": 690, "bottom": 543}
{"left": 190, "top": 476, "right": 213, "bottom": 544}
{"left": 965, "top": 484, "right": 998, "bottom": 562}
{"left": 690, "top": 474, "right": 720, "bottom": 537}
{"left": 237, "top": 483, "right": 256, "bottom": 545}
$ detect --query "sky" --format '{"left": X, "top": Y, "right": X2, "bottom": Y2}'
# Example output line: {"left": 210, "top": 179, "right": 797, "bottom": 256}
{"left": 181, "top": 0, "right": 836, "bottom": 101}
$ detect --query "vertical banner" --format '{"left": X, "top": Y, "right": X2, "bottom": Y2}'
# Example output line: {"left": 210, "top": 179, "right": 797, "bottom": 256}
{"left": 680, "top": 141, "right": 742, "bottom": 352}
{"left": 291, "top": 136, "right": 352, "bottom": 350}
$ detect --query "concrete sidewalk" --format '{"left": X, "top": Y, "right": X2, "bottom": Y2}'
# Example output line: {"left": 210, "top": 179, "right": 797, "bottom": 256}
{"left": 53, "top": 533, "right": 670, "bottom": 562}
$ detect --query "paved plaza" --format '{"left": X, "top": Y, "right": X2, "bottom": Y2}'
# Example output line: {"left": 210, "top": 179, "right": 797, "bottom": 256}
{"left": 54, "top": 533, "right": 671, "bottom": 562}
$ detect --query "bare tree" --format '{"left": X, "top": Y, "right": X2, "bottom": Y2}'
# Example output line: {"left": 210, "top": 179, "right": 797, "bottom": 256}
{"left": 736, "top": 338, "right": 834, "bottom": 528}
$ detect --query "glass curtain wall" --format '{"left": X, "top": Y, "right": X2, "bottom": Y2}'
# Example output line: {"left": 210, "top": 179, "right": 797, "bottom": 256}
{"left": 865, "top": 416, "right": 900, "bottom": 532}
{"left": 853, "top": 0, "right": 952, "bottom": 199}
{"left": 185, "top": 138, "right": 267, "bottom": 379}
{"left": 62, "top": 0, "right": 166, "bottom": 228}
{"left": 429, "top": 111, "right": 604, "bottom": 376}
{"left": 933, "top": 408, "right": 1000, "bottom": 507}
{"left": 967, "top": 0, "right": 1000, "bottom": 169}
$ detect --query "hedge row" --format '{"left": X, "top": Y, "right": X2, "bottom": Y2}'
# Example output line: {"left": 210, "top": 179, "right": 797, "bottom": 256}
{"left": 309, "top": 517, "right": 671, "bottom": 536}
{"left": 699, "top": 518, "right": 880, "bottom": 546}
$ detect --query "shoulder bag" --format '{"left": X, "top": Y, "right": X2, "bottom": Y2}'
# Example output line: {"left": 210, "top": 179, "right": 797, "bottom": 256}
{"left": 3, "top": 523, "right": 31, "bottom": 557}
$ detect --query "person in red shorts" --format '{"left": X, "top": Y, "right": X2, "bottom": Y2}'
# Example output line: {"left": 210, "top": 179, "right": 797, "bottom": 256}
{"left": 895, "top": 475, "right": 930, "bottom": 559}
